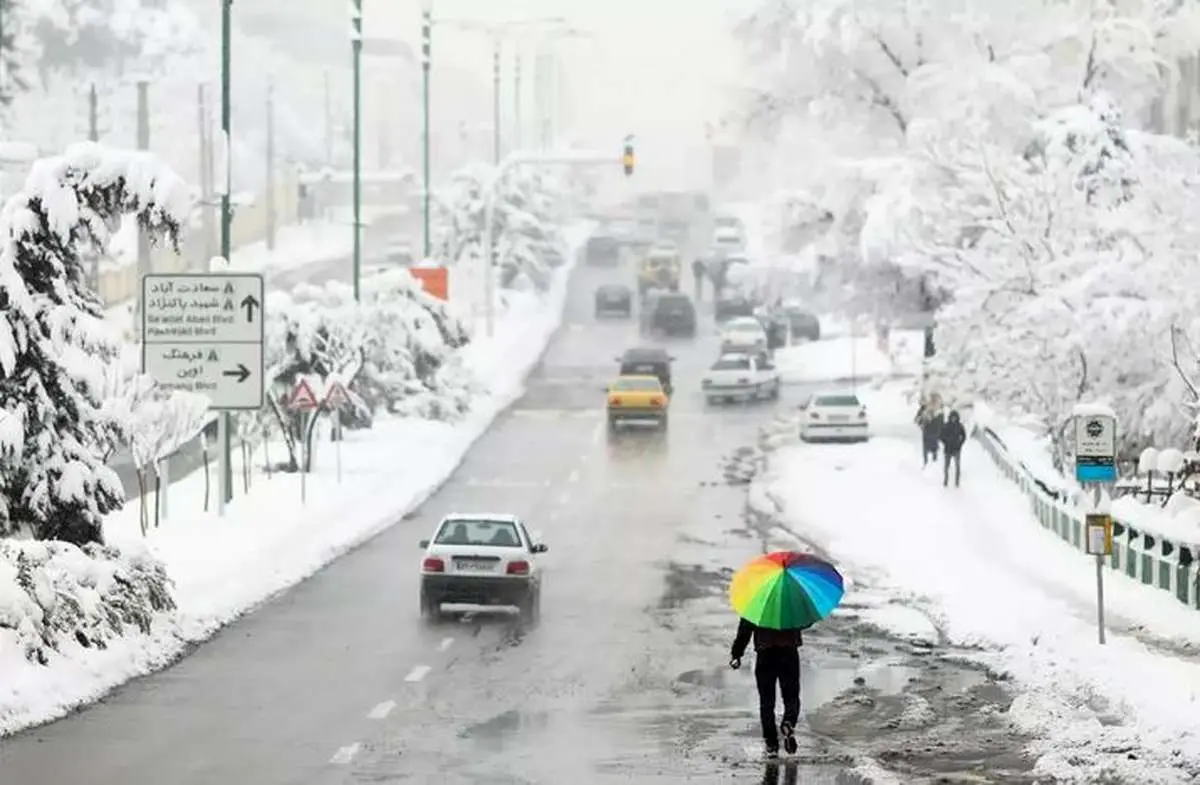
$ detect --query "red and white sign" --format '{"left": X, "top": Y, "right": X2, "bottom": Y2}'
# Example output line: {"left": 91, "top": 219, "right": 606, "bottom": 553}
{"left": 288, "top": 379, "right": 320, "bottom": 411}
{"left": 324, "top": 381, "right": 350, "bottom": 409}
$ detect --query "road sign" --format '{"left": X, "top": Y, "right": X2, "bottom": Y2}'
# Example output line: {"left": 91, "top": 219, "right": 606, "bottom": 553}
{"left": 1085, "top": 513, "right": 1113, "bottom": 556}
{"left": 324, "top": 381, "right": 350, "bottom": 408}
{"left": 1074, "top": 413, "right": 1117, "bottom": 483}
{"left": 289, "top": 379, "right": 319, "bottom": 411}
{"left": 141, "top": 273, "right": 264, "bottom": 410}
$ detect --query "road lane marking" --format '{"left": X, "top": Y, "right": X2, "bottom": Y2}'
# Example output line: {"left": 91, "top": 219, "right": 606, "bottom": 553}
{"left": 330, "top": 743, "right": 361, "bottom": 764}
{"left": 405, "top": 664, "right": 432, "bottom": 682}
{"left": 567, "top": 469, "right": 579, "bottom": 483}
{"left": 590, "top": 421, "right": 604, "bottom": 444}
{"left": 367, "top": 700, "right": 396, "bottom": 720}
{"left": 438, "top": 637, "right": 454, "bottom": 652}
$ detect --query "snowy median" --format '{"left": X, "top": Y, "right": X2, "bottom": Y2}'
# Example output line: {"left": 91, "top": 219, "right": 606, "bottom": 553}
{"left": 0, "top": 142, "right": 591, "bottom": 735}
{"left": 753, "top": 384, "right": 1200, "bottom": 782}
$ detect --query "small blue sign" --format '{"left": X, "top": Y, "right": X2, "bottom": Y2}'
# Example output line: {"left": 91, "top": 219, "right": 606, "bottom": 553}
{"left": 1076, "top": 464, "right": 1116, "bottom": 483}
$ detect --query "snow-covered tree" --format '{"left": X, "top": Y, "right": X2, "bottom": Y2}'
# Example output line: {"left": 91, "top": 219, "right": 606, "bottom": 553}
{"left": 0, "top": 142, "right": 186, "bottom": 544}
{"left": 432, "top": 162, "right": 568, "bottom": 293}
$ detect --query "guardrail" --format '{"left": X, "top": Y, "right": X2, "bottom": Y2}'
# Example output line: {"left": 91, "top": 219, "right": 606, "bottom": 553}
{"left": 975, "top": 426, "right": 1200, "bottom": 611}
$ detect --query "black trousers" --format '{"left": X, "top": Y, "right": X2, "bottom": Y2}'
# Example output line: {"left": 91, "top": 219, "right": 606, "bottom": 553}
{"left": 755, "top": 647, "right": 800, "bottom": 746}
{"left": 944, "top": 449, "right": 961, "bottom": 486}
{"left": 922, "top": 439, "right": 939, "bottom": 465}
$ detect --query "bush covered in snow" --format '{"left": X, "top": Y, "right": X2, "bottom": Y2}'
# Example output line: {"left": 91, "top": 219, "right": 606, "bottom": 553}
{"left": 432, "top": 162, "right": 569, "bottom": 293}
{"left": 0, "top": 142, "right": 186, "bottom": 544}
{"left": 264, "top": 269, "right": 475, "bottom": 428}
{"left": 0, "top": 538, "right": 174, "bottom": 666}
{"left": 733, "top": 0, "right": 1200, "bottom": 462}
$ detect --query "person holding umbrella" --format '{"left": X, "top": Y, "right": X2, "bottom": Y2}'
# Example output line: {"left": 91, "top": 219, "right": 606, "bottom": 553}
{"left": 728, "top": 550, "right": 845, "bottom": 760}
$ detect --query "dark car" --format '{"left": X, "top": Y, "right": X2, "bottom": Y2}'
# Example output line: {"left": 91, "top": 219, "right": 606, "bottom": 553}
{"left": 616, "top": 347, "right": 674, "bottom": 394}
{"left": 594, "top": 284, "right": 633, "bottom": 318}
{"left": 785, "top": 307, "right": 821, "bottom": 341}
{"left": 585, "top": 235, "right": 621, "bottom": 266}
{"left": 645, "top": 292, "right": 696, "bottom": 337}
{"left": 715, "top": 293, "right": 756, "bottom": 322}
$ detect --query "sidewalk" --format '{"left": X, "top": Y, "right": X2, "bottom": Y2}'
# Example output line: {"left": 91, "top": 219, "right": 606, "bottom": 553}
{"left": 758, "top": 385, "right": 1200, "bottom": 782}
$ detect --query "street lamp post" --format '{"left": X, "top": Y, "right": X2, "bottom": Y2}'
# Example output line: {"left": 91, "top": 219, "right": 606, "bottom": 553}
{"left": 492, "top": 42, "right": 501, "bottom": 164}
{"left": 421, "top": 0, "right": 432, "bottom": 259}
{"left": 351, "top": 0, "right": 363, "bottom": 301}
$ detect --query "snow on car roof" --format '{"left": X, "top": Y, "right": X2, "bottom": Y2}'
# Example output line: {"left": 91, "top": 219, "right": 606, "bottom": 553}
{"left": 622, "top": 347, "right": 671, "bottom": 359}
{"left": 442, "top": 512, "right": 519, "bottom": 522}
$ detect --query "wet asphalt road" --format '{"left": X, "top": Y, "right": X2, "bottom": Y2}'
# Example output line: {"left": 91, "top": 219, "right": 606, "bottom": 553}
{"left": 1, "top": 261, "right": 1038, "bottom": 784}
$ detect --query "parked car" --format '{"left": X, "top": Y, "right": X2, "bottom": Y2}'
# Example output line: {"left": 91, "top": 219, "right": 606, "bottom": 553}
{"left": 720, "top": 316, "right": 768, "bottom": 353}
{"left": 715, "top": 293, "right": 756, "bottom": 322}
{"left": 784, "top": 306, "right": 821, "bottom": 341}
{"left": 594, "top": 284, "right": 633, "bottom": 318}
{"left": 418, "top": 513, "right": 547, "bottom": 622}
{"left": 702, "top": 351, "right": 780, "bottom": 403}
{"left": 798, "top": 392, "right": 870, "bottom": 442}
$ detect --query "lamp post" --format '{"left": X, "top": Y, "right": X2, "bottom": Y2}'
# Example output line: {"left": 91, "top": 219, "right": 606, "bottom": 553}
{"left": 421, "top": 0, "right": 432, "bottom": 259}
{"left": 351, "top": 0, "right": 363, "bottom": 301}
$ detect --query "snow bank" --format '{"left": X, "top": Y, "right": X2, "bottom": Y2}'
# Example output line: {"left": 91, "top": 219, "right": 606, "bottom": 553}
{"left": 759, "top": 390, "right": 1200, "bottom": 783}
{"left": 774, "top": 329, "right": 923, "bottom": 384}
{"left": 0, "top": 221, "right": 593, "bottom": 737}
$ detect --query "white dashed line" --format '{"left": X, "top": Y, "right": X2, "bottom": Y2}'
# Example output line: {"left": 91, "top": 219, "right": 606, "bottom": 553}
{"left": 367, "top": 700, "right": 396, "bottom": 720}
{"left": 330, "top": 743, "right": 361, "bottom": 764}
{"left": 438, "top": 637, "right": 454, "bottom": 652}
{"left": 590, "top": 421, "right": 604, "bottom": 444}
{"left": 405, "top": 664, "right": 432, "bottom": 682}
{"left": 567, "top": 468, "right": 579, "bottom": 483}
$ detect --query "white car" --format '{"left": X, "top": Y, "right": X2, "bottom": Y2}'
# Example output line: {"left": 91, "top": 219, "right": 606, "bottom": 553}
{"left": 799, "top": 392, "right": 870, "bottom": 442}
{"left": 720, "top": 316, "right": 768, "bottom": 352}
{"left": 418, "top": 513, "right": 547, "bottom": 622}
{"left": 702, "top": 352, "right": 780, "bottom": 403}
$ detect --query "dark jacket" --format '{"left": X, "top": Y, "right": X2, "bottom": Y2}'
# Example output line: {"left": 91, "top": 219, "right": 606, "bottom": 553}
{"left": 731, "top": 618, "right": 804, "bottom": 659}
{"left": 920, "top": 411, "right": 944, "bottom": 446}
{"left": 940, "top": 412, "right": 966, "bottom": 454}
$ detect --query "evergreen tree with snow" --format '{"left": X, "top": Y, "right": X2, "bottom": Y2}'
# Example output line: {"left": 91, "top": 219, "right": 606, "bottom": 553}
{"left": 0, "top": 142, "right": 185, "bottom": 544}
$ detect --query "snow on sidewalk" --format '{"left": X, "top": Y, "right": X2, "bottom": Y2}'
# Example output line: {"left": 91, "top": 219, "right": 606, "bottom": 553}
{"left": 758, "top": 387, "right": 1200, "bottom": 783}
{"left": 0, "top": 223, "right": 591, "bottom": 737}
{"left": 774, "top": 330, "right": 924, "bottom": 385}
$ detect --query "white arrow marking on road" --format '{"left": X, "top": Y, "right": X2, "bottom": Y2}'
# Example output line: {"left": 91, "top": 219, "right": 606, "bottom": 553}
{"left": 405, "top": 664, "right": 432, "bottom": 682}
{"left": 330, "top": 743, "right": 361, "bottom": 764}
{"left": 438, "top": 637, "right": 454, "bottom": 652}
{"left": 367, "top": 700, "right": 396, "bottom": 720}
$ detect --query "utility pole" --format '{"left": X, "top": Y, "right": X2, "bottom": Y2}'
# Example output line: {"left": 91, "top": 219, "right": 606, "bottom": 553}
{"left": 197, "top": 84, "right": 214, "bottom": 269}
{"left": 135, "top": 80, "right": 151, "bottom": 307}
{"left": 421, "top": 0, "right": 432, "bottom": 259}
{"left": 219, "top": 0, "right": 234, "bottom": 511}
{"left": 265, "top": 81, "right": 276, "bottom": 251}
{"left": 492, "top": 40, "right": 501, "bottom": 164}
{"left": 351, "top": 0, "right": 363, "bottom": 301}
{"left": 87, "top": 83, "right": 99, "bottom": 141}
{"left": 513, "top": 50, "right": 521, "bottom": 151}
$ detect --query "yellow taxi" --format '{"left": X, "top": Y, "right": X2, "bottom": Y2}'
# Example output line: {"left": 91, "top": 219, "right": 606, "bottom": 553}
{"left": 606, "top": 374, "right": 670, "bottom": 431}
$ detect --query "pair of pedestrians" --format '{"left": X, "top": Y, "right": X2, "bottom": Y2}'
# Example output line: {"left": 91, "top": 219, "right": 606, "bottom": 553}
{"left": 915, "top": 400, "right": 966, "bottom": 487}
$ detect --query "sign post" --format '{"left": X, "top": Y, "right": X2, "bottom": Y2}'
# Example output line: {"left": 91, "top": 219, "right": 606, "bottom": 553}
{"left": 324, "top": 381, "right": 350, "bottom": 483}
{"left": 1073, "top": 405, "right": 1118, "bottom": 645}
{"left": 141, "top": 273, "right": 265, "bottom": 517}
{"left": 288, "top": 379, "right": 320, "bottom": 503}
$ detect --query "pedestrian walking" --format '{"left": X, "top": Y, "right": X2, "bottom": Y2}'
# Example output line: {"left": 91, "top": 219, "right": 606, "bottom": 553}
{"left": 691, "top": 258, "right": 706, "bottom": 300}
{"left": 915, "top": 399, "right": 944, "bottom": 467}
{"left": 730, "top": 618, "right": 804, "bottom": 759}
{"left": 940, "top": 409, "right": 966, "bottom": 487}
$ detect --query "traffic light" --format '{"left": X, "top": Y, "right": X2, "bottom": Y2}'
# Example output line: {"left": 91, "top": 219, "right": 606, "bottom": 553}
{"left": 622, "top": 135, "right": 634, "bottom": 176}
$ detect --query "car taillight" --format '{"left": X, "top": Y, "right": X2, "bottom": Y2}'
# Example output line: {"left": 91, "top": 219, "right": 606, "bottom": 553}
{"left": 609, "top": 396, "right": 621, "bottom": 406}
{"left": 737, "top": 377, "right": 749, "bottom": 384}
{"left": 507, "top": 560, "right": 530, "bottom": 575}
{"left": 810, "top": 411, "right": 820, "bottom": 419}
{"left": 422, "top": 557, "right": 444, "bottom": 572}
{"left": 650, "top": 396, "right": 665, "bottom": 407}
{"left": 858, "top": 409, "right": 867, "bottom": 419}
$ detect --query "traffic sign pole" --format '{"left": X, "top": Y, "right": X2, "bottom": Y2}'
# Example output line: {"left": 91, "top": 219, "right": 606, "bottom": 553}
{"left": 141, "top": 273, "right": 266, "bottom": 517}
{"left": 1073, "top": 406, "right": 1118, "bottom": 645}
{"left": 287, "top": 378, "right": 320, "bottom": 503}
{"left": 324, "top": 381, "right": 350, "bottom": 484}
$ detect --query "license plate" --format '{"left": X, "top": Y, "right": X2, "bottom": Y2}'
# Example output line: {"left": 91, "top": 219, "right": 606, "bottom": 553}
{"left": 830, "top": 415, "right": 849, "bottom": 422}
{"left": 456, "top": 560, "right": 494, "bottom": 571}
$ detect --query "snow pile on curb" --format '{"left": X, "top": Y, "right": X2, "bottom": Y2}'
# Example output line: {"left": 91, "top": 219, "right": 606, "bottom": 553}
{"left": 0, "top": 221, "right": 592, "bottom": 737}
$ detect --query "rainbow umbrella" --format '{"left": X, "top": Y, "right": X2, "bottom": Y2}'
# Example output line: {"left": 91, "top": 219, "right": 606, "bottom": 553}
{"left": 729, "top": 551, "right": 845, "bottom": 630}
